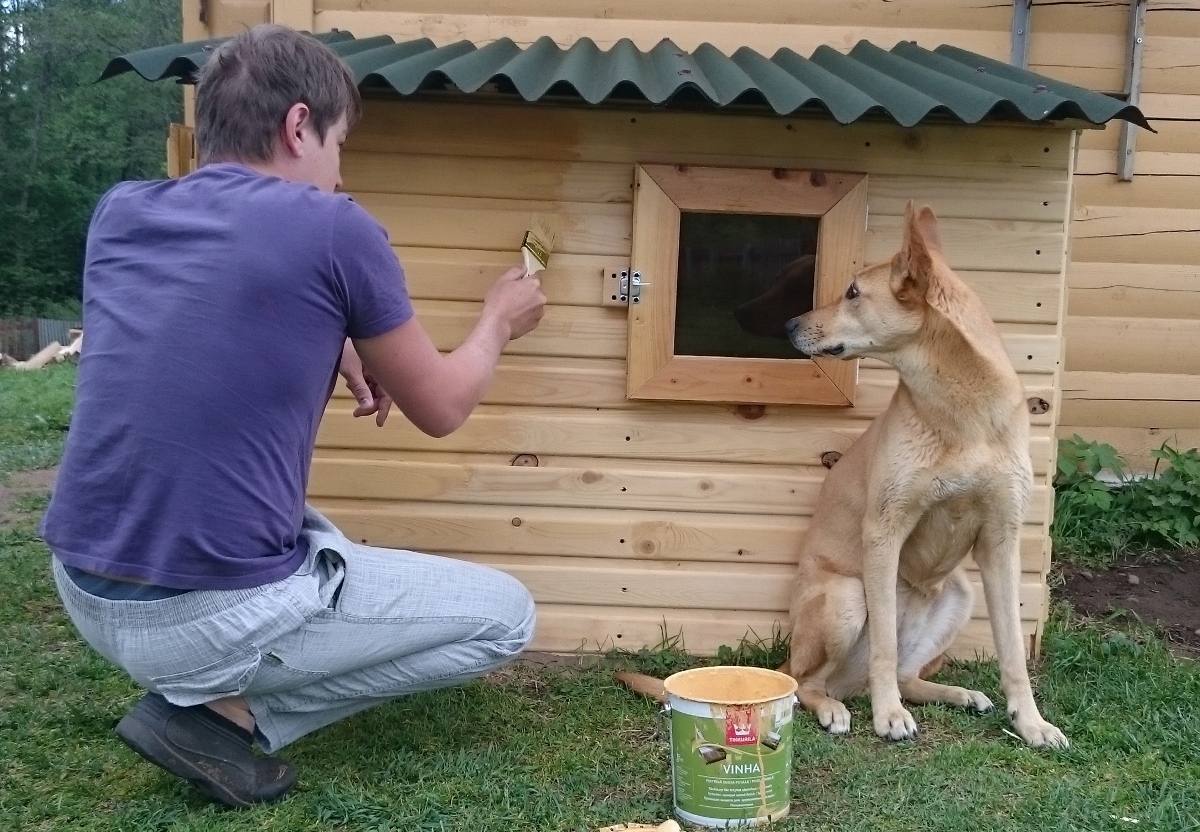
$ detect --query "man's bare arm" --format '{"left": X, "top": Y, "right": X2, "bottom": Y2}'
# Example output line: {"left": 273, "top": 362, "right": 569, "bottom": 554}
{"left": 349, "top": 266, "right": 545, "bottom": 436}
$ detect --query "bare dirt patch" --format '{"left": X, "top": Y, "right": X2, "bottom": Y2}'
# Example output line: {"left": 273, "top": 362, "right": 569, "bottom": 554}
{"left": 0, "top": 466, "right": 56, "bottom": 526}
{"left": 483, "top": 651, "right": 610, "bottom": 689}
{"left": 1059, "top": 551, "right": 1200, "bottom": 658}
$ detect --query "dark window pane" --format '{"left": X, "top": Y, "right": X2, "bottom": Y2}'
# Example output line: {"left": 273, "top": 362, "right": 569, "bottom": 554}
{"left": 675, "top": 212, "right": 820, "bottom": 359}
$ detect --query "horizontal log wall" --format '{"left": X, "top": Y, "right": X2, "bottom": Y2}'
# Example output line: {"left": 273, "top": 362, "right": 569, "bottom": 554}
{"left": 294, "top": 0, "right": 1200, "bottom": 473}
{"left": 1062, "top": 0, "right": 1200, "bottom": 468}
{"left": 307, "top": 96, "right": 1071, "bottom": 659}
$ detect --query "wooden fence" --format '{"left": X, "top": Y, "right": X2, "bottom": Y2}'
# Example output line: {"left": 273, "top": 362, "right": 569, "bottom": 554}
{"left": 0, "top": 318, "right": 81, "bottom": 361}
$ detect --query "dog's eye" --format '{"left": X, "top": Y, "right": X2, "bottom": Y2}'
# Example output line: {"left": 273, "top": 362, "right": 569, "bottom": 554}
{"left": 845, "top": 284, "right": 859, "bottom": 300}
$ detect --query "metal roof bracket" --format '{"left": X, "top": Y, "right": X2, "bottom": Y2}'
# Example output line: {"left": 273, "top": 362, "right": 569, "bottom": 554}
{"left": 1118, "top": 0, "right": 1148, "bottom": 181}
{"left": 1010, "top": 0, "right": 1033, "bottom": 68}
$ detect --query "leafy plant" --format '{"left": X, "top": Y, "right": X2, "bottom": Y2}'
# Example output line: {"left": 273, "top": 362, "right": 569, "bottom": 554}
{"left": 1052, "top": 435, "right": 1133, "bottom": 564}
{"left": 1052, "top": 435, "right": 1200, "bottom": 566}
{"left": 1122, "top": 445, "right": 1200, "bottom": 550}
{"left": 1056, "top": 434, "right": 1126, "bottom": 482}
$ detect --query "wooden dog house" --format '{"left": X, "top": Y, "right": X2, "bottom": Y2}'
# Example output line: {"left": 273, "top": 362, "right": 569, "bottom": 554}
{"left": 106, "top": 9, "right": 1148, "bottom": 660}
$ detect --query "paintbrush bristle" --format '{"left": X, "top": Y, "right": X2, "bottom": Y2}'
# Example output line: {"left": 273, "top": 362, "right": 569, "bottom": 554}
{"left": 521, "top": 214, "right": 559, "bottom": 274}
{"left": 528, "top": 215, "right": 557, "bottom": 249}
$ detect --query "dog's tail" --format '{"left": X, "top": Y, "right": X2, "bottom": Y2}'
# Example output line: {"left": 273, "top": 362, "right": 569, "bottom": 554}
{"left": 613, "top": 671, "right": 668, "bottom": 703}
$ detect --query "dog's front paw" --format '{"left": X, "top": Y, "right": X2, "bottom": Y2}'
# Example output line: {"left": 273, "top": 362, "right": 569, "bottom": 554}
{"left": 873, "top": 704, "right": 919, "bottom": 741}
{"left": 964, "top": 689, "right": 994, "bottom": 713}
{"left": 1012, "top": 713, "right": 1069, "bottom": 749}
{"left": 818, "top": 700, "right": 851, "bottom": 735}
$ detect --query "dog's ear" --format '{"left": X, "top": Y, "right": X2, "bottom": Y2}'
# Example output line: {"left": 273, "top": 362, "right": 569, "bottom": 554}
{"left": 914, "top": 204, "right": 943, "bottom": 252}
{"left": 894, "top": 201, "right": 935, "bottom": 303}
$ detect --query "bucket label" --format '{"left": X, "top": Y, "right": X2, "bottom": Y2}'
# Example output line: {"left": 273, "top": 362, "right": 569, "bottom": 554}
{"left": 725, "top": 706, "right": 757, "bottom": 746}
{"left": 671, "top": 700, "right": 793, "bottom": 823}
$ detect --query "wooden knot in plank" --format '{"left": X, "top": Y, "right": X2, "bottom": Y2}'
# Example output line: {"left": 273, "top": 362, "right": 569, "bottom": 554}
{"left": 821, "top": 451, "right": 843, "bottom": 469}
{"left": 511, "top": 453, "right": 539, "bottom": 467}
{"left": 1027, "top": 397, "right": 1050, "bottom": 415}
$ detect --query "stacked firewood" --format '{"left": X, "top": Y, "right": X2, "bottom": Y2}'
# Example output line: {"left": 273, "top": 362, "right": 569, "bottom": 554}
{"left": 0, "top": 329, "right": 82, "bottom": 370}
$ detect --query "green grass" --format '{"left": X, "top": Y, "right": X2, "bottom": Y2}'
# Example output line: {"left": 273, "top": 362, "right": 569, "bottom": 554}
{"left": 3, "top": 367, "right": 1200, "bottom": 831}
{"left": 0, "top": 363, "right": 75, "bottom": 481}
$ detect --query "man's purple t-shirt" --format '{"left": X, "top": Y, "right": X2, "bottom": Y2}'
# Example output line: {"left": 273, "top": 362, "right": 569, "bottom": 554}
{"left": 40, "top": 164, "right": 413, "bottom": 590}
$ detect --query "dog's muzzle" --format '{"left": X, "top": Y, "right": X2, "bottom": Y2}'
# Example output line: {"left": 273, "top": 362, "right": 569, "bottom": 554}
{"left": 787, "top": 317, "right": 846, "bottom": 357}
{"left": 784, "top": 318, "right": 811, "bottom": 356}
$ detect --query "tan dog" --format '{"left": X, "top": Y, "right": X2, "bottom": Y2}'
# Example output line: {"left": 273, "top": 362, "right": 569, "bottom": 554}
{"left": 617, "top": 202, "right": 1067, "bottom": 749}
{"left": 782, "top": 201, "right": 1065, "bottom": 747}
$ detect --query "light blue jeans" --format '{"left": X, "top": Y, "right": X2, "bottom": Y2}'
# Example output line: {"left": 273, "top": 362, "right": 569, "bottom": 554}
{"left": 52, "top": 506, "right": 536, "bottom": 752}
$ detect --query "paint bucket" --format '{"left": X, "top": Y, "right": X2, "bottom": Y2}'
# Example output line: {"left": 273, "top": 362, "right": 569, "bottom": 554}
{"left": 663, "top": 666, "right": 798, "bottom": 828}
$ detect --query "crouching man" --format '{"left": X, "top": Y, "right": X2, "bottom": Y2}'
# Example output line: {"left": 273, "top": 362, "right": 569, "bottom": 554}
{"left": 41, "top": 24, "right": 546, "bottom": 808}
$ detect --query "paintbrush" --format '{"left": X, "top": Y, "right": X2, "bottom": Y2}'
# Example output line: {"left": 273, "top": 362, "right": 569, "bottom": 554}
{"left": 520, "top": 214, "right": 558, "bottom": 276}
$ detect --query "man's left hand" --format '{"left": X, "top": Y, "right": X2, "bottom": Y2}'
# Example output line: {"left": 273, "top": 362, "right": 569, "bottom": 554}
{"left": 339, "top": 339, "right": 392, "bottom": 427}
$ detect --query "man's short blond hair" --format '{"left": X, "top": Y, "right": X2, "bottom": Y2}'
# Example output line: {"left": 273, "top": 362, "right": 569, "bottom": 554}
{"left": 194, "top": 24, "right": 361, "bottom": 165}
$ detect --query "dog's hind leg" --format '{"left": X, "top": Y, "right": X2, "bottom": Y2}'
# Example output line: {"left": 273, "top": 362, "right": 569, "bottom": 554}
{"left": 896, "top": 570, "right": 993, "bottom": 712}
{"left": 790, "top": 575, "right": 867, "bottom": 735}
{"left": 918, "top": 653, "right": 947, "bottom": 679}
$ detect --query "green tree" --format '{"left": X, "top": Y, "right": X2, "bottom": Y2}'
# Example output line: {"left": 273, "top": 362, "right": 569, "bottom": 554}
{"left": 0, "top": 0, "right": 182, "bottom": 316}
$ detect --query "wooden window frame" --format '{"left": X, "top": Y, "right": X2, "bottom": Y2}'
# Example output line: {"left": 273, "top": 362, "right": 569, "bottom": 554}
{"left": 166, "top": 124, "right": 197, "bottom": 178}
{"left": 626, "top": 163, "right": 867, "bottom": 406}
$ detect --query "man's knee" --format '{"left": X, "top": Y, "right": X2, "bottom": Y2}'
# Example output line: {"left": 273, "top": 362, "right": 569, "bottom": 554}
{"left": 503, "top": 575, "right": 537, "bottom": 652}
{"left": 483, "top": 570, "right": 536, "bottom": 656}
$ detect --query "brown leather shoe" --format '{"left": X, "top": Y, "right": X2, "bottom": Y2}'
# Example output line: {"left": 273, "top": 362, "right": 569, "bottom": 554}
{"left": 115, "top": 692, "right": 296, "bottom": 807}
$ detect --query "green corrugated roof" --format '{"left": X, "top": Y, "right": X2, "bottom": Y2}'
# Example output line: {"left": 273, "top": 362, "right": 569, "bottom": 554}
{"left": 101, "top": 30, "right": 1149, "bottom": 130}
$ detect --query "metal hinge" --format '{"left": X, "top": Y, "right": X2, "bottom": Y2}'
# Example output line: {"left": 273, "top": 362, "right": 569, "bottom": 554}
{"left": 629, "top": 271, "right": 645, "bottom": 304}
{"left": 602, "top": 269, "right": 649, "bottom": 307}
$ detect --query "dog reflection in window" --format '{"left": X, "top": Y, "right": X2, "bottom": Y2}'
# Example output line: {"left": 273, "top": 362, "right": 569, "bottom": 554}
{"left": 732, "top": 254, "right": 816, "bottom": 352}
